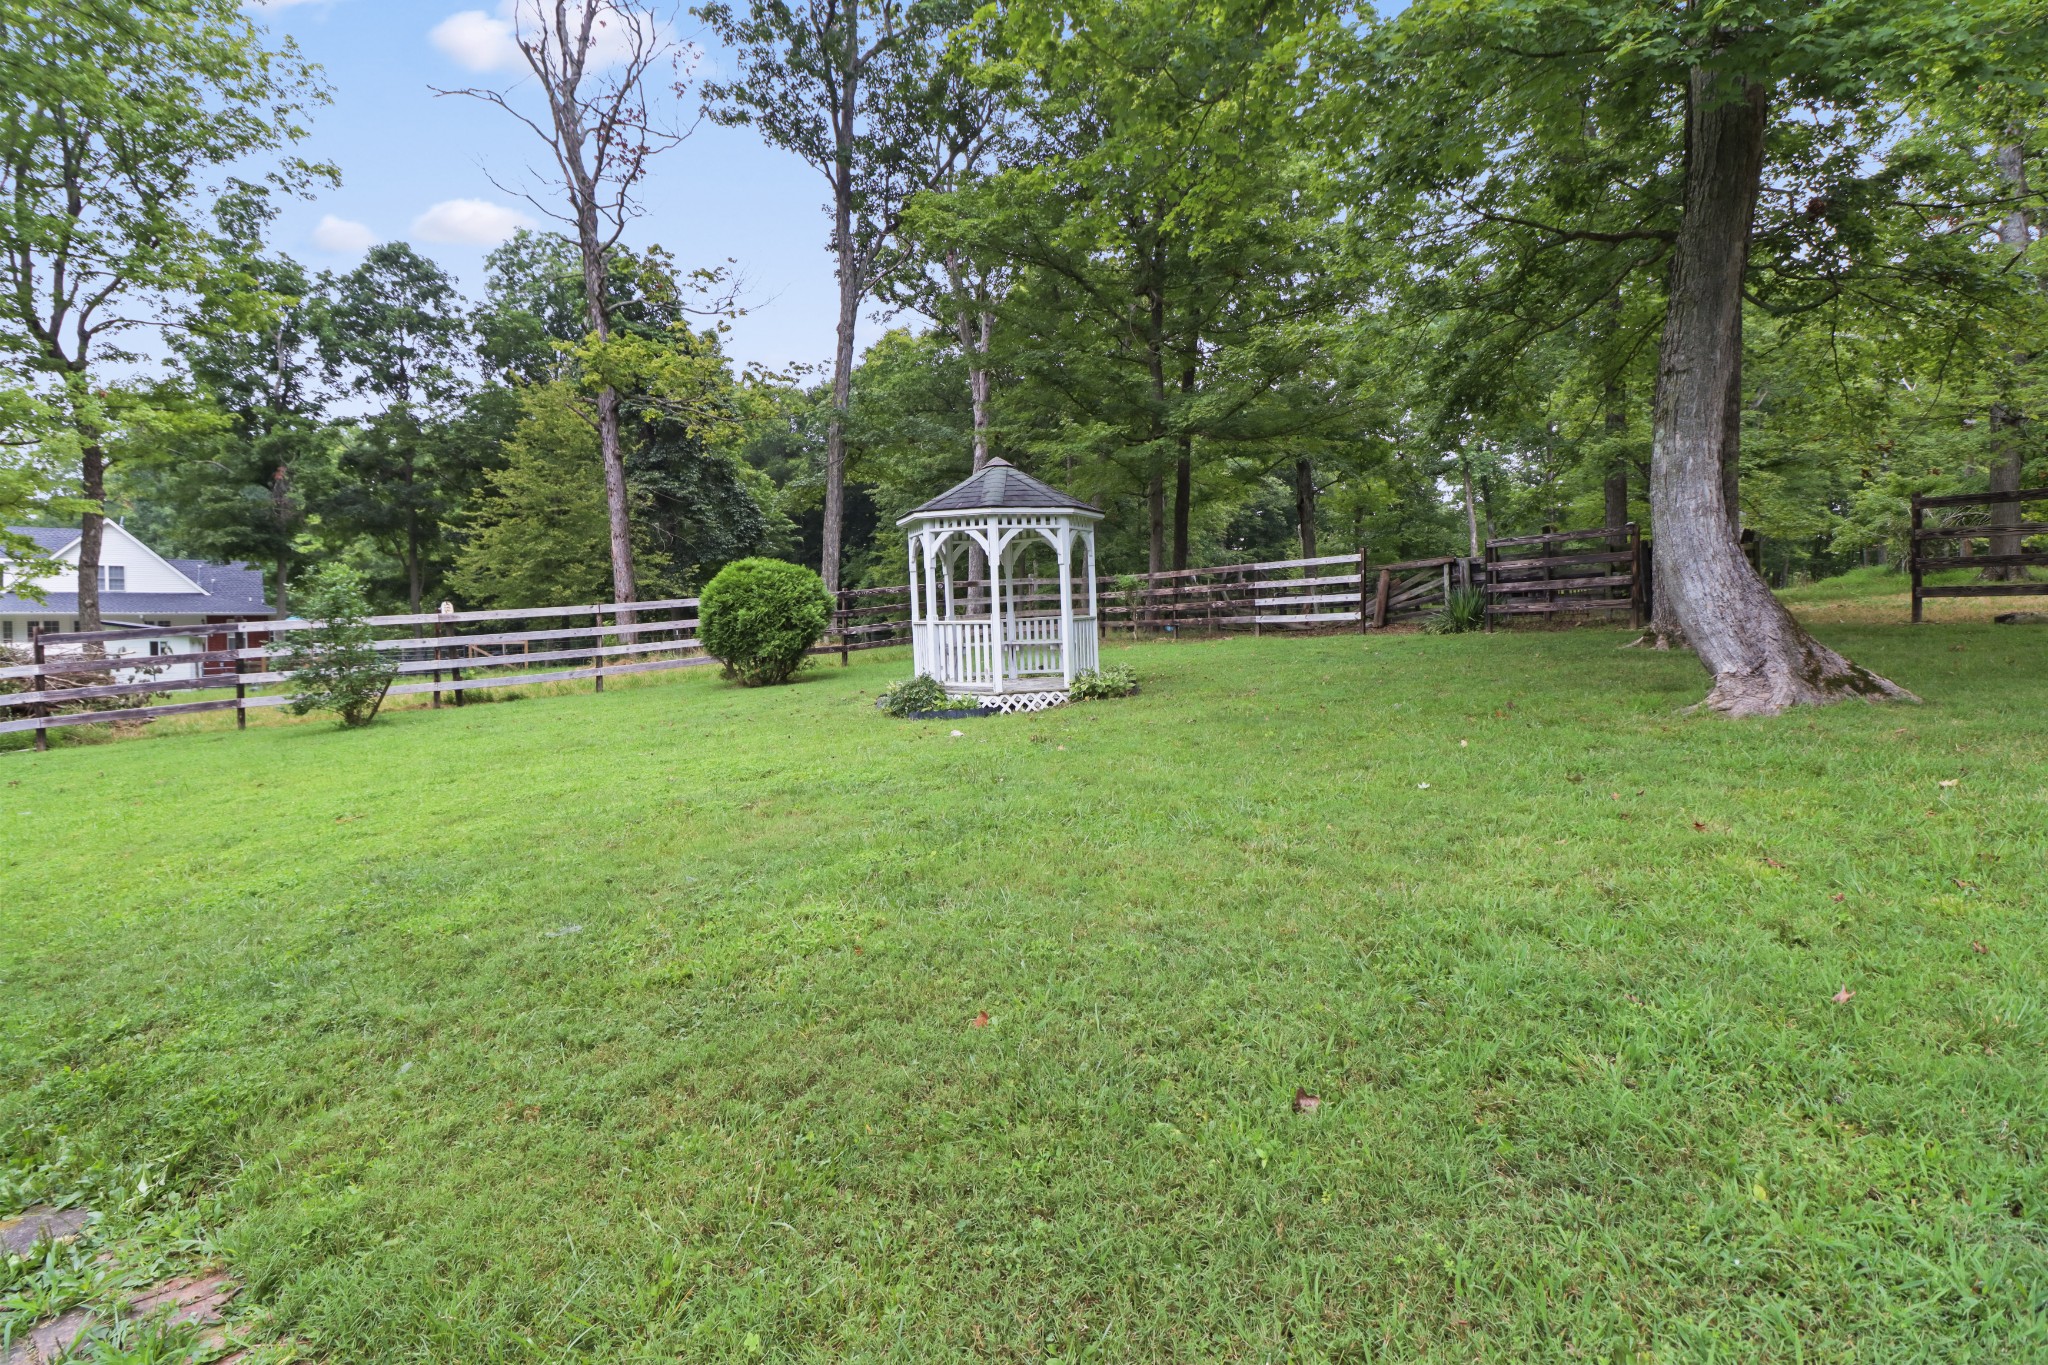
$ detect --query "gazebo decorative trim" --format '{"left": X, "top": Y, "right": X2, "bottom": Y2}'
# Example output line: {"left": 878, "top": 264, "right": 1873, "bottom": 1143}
{"left": 897, "top": 459, "right": 1103, "bottom": 703}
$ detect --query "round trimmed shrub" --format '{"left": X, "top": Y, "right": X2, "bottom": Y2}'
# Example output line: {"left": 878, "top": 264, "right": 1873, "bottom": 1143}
{"left": 698, "top": 557, "right": 834, "bottom": 686}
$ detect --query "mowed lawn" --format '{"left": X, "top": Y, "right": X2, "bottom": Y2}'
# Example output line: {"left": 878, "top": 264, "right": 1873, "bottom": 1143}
{"left": 4, "top": 619, "right": 2046, "bottom": 1362}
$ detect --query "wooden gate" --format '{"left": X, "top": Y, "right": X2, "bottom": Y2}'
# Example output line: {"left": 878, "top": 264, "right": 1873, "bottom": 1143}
{"left": 1484, "top": 525, "right": 1644, "bottom": 630}
{"left": 1910, "top": 488, "right": 2048, "bottom": 621}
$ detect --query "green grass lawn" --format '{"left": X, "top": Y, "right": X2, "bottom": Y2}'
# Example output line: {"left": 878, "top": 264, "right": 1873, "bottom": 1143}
{"left": 4, "top": 621, "right": 2045, "bottom": 1362}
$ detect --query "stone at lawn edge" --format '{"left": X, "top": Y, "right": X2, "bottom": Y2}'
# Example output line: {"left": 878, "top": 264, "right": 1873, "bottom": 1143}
{"left": 0, "top": 1207, "right": 90, "bottom": 1256}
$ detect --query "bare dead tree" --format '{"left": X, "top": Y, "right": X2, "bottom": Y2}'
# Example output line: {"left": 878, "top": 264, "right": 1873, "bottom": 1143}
{"left": 437, "top": 0, "right": 689, "bottom": 614}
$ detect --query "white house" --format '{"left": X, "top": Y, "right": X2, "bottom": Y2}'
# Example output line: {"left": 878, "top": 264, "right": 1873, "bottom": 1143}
{"left": 1, "top": 524, "right": 277, "bottom": 680}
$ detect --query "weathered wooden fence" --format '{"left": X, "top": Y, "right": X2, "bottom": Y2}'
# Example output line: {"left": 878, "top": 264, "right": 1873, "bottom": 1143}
{"left": 1910, "top": 488, "right": 2048, "bottom": 621}
{"left": 1, "top": 598, "right": 709, "bottom": 749}
{"left": 829, "top": 549, "right": 1474, "bottom": 649}
{"left": 4, "top": 542, "right": 1599, "bottom": 748}
{"left": 1483, "top": 525, "right": 1645, "bottom": 629}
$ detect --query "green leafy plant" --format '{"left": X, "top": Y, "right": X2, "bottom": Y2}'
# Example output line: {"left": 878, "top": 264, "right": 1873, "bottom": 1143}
{"left": 1069, "top": 665, "right": 1138, "bottom": 700}
{"left": 1425, "top": 586, "right": 1487, "bottom": 635}
{"left": 699, "top": 557, "right": 834, "bottom": 686}
{"left": 275, "top": 565, "right": 397, "bottom": 728}
{"left": 877, "top": 674, "right": 954, "bottom": 717}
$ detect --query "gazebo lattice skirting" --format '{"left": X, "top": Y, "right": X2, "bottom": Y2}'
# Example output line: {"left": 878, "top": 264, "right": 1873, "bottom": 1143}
{"left": 898, "top": 458, "right": 1103, "bottom": 710}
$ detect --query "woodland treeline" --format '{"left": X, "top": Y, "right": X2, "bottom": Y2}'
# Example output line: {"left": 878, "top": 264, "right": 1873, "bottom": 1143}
{"left": 2, "top": 0, "right": 2042, "bottom": 706}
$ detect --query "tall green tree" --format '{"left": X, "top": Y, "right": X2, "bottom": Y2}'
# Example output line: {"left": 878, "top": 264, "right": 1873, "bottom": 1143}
{"left": 320, "top": 243, "right": 479, "bottom": 613}
{"left": 698, "top": 0, "right": 988, "bottom": 593}
{"left": 134, "top": 249, "right": 338, "bottom": 616}
{"left": 0, "top": 0, "right": 328, "bottom": 629}
{"left": 941, "top": 0, "right": 1352, "bottom": 572}
{"left": 437, "top": 0, "right": 687, "bottom": 614}
{"left": 1341, "top": 0, "right": 2046, "bottom": 713}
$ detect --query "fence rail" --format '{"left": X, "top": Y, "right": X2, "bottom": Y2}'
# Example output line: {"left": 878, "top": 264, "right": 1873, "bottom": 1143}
{"left": 1910, "top": 488, "right": 2048, "bottom": 621}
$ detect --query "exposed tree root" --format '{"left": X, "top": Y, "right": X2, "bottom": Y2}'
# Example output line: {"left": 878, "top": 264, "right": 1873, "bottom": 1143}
{"left": 1692, "top": 635, "right": 1918, "bottom": 717}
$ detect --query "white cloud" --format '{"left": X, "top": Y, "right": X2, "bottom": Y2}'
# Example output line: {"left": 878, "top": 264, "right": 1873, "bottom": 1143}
{"left": 430, "top": 2, "right": 665, "bottom": 75}
{"left": 429, "top": 9, "right": 521, "bottom": 73}
{"left": 411, "top": 198, "right": 536, "bottom": 246}
{"left": 310, "top": 214, "right": 377, "bottom": 254}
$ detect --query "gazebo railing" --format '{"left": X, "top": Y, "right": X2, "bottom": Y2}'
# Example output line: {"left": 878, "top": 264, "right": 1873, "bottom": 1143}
{"left": 915, "top": 618, "right": 1001, "bottom": 689}
{"left": 1002, "top": 613, "right": 1064, "bottom": 678}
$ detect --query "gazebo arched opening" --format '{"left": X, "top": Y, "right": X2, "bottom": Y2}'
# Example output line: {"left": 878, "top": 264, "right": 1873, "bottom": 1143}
{"left": 898, "top": 459, "right": 1102, "bottom": 710}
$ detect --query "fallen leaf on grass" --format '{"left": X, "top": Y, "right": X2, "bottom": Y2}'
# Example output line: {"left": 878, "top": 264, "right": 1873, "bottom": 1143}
{"left": 1938, "top": 779, "right": 1959, "bottom": 789}
{"left": 1832, "top": 988, "right": 1856, "bottom": 1005}
{"left": 1292, "top": 1087, "right": 1321, "bottom": 1115}
{"left": 1831, "top": 894, "right": 1846, "bottom": 903}
{"left": 1691, "top": 821, "right": 1708, "bottom": 832}
{"left": 1762, "top": 858, "right": 1785, "bottom": 869}
{"left": 1971, "top": 941, "right": 1988, "bottom": 955}
{"left": 1416, "top": 782, "right": 1431, "bottom": 790}
{"left": 970, "top": 1011, "right": 990, "bottom": 1028}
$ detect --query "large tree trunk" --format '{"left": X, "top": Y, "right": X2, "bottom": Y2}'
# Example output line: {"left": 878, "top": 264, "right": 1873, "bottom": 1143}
{"left": 1649, "top": 67, "right": 1911, "bottom": 716}
{"left": 954, "top": 281, "right": 994, "bottom": 609}
{"left": 823, "top": 257, "right": 857, "bottom": 594}
{"left": 596, "top": 384, "right": 636, "bottom": 604}
{"left": 574, "top": 196, "right": 636, "bottom": 610}
{"left": 1603, "top": 383, "right": 1629, "bottom": 546}
{"left": 1172, "top": 446, "right": 1192, "bottom": 571}
{"left": 1146, "top": 467, "right": 1166, "bottom": 576}
{"left": 1294, "top": 457, "right": 1318, "bottom": 559}
{"left": 1172, "top": 359, "right": 1196, "bottom": 571}
{"left": 1986, "top": 139, "right": 2035, "bottom": 576}
{"left": 1459, "top": 450, "right": 1482, "bottom": 559}
{"left": 75, "top": 441, "right": 105, "bottom": 631}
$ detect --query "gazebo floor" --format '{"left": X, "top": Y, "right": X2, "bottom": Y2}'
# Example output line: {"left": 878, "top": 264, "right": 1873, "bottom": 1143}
{"left": 951, "top": 676, "right": 1071, "bottom": 695}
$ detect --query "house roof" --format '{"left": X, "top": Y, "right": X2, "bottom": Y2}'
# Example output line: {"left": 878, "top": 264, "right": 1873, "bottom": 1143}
{"left": 7, "top": 526, "right": 77, "bottom": 555}
{"left": 0, "top": 530, "right": 274, "bottom": 618}
{"left": 902, "top": 458, "right": 1102, "bottom": 521}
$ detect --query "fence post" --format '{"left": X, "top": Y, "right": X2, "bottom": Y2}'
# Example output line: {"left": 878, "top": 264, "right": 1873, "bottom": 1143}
{"left": 1483, "top": 540, "right": 1498, "bottom": 633}
{"left": 30, "top": 633, "right": 47, "bottom": 752}
{"left": 1358, "top": 547, "right": 1370, "bottom": 634}
{"left": 232, "top": 628, "right": 248, "bottom": 730}
{"left": 1910, "top": 496, "right": 1925, "bottom": 624}
{"left": 1372, "top": 568, "right": 1393, "bottom": 629}
{"left": 839, "top": 590, "right": 850, "bottom": 666}
{"left": 593, "top": 610, "right": 606, "bottom": 693}
{"left": 1628, "top": 522, "right": 1645, "bottom": 629}
{"left": 430, "top": 621, "right": 442, "bottom": 709}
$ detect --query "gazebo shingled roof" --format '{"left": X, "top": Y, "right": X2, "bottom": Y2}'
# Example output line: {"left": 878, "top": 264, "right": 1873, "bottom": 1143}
{"left": 904, "top": 457, "right": 1102, "bottom": 520}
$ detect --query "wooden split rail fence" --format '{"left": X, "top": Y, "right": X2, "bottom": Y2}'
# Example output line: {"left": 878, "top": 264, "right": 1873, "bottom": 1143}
{"left": 3, "top": 542, "right": 1574, "bottom": 747}
{"left": 1909, "top": 487, "right": 2048, "bottom": 622}
{"left": 828, "top": 549, "right": 1474, "bottom": 649}
{"left": 1484, "top": 525, "right": 1645, "bottom": 629}
{"left": 0, "top": 598, "right": 711, "bottom": 750}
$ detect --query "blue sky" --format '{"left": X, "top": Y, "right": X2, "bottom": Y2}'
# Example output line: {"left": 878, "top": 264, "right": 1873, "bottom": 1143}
{"left": 250, "top": 0, "right": 864, "bottom": 377}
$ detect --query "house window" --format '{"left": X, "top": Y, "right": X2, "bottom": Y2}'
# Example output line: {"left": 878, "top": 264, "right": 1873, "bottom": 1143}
{"left": 98, "top": 565, "right": 126, "bottom": 591}
{"left": 1, "top": 620, "right": 11, "bottom": 643}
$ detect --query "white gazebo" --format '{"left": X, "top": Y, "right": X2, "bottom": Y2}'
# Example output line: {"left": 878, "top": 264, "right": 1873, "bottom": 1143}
{"left": 899, "top": 458, "right": 1102, "bottom": 710}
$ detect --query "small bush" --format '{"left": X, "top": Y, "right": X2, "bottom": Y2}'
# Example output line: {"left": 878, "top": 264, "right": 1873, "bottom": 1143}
{"left": 877, "top": 674, "right": 954, "bottom": 717}
{"left": 699, "top": 557, "right": 834, "bottom": 686}
{"left": 1425, "top": 586, "right": 1487, "bottom": 635}
{"left": 276, "top": 564, "right": 398, "bottom": 727}
{"left": 1069, "top": 665, "right": 1138, "bottom": 701}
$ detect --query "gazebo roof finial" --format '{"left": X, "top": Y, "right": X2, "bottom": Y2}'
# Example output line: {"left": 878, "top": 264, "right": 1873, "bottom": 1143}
{"left": 899, "top": 457, "right": 1102, "bottom": 523}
